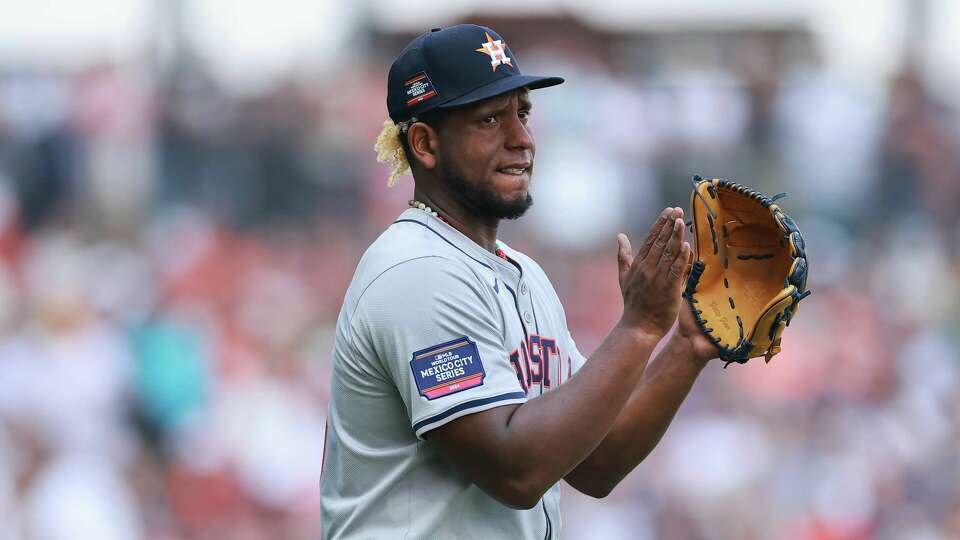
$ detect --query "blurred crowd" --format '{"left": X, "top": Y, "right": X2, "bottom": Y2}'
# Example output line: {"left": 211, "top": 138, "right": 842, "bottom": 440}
{"left": 0, "top": 21, "right": 959, "bottom": 540}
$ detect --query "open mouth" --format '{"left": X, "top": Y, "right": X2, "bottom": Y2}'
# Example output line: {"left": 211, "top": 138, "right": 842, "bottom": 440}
{"left": 496, "top": 165, "right": 530, "bottom": 176}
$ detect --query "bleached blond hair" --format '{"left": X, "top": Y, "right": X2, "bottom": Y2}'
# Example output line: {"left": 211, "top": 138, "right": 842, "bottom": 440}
{"left": 374, "top": 119, "right": 410, "bottom": 187}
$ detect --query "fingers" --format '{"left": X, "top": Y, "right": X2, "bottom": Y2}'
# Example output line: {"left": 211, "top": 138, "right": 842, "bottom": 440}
{"left": 645, "top": 212, "right": 680, "bottom": 266}
{"left": 618, "top": 206, "right": 689, "bottom": 336}
{"left": 618, "top": 234, "right": 634, "bottom": 267}
{"left": 617, "top": 233, "right": 634, "bottom": 286}
{"left": 636, "top": 208, "right": 672, "bottom": 262}
{"left": 657, "top": 216, "right": 685, "bottom": 269}
{"left": 668, "top": 242, "right": 692, "bottom": 283}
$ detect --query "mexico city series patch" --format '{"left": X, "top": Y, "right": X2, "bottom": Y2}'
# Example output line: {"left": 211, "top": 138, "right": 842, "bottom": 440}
{"left": 404, "top": 71, "right": 438, "bottom": 106}
{"left": 411, "top": 337, "right": 485, "bottom": 400}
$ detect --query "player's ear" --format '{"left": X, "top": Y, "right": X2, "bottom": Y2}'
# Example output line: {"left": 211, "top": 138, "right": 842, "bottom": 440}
{"left": 407, "top": 122, "right": 438, "bottom": 170}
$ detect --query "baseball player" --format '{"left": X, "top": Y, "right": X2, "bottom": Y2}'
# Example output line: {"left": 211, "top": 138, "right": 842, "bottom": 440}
{"left": 320, "top": 24, "right": 718, "bottom": 539}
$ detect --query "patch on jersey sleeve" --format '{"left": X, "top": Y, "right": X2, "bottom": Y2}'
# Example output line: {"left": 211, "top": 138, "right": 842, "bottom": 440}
{"left": 411, "top": 337, "right": 486, "bottom": 400}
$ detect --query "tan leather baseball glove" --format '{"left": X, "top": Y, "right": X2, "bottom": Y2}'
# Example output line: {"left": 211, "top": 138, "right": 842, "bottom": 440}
{"left": 684, "top": 176, "right": 811, "bottom": 366}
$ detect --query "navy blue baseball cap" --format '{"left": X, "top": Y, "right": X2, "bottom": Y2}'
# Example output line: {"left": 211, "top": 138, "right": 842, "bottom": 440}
{"left": 387, "top": 24, "right": 564, "bottom": 123}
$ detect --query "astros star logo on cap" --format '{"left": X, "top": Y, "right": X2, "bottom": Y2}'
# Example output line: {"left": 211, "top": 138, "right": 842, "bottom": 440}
{"left": 475, "top": 31, "right": 512, "bottom": 71}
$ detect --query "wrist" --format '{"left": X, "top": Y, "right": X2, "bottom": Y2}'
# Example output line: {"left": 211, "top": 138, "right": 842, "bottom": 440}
{"left": 667, "top": 331, "right": 712, "bottom": 368}
{"left": 614, "top": 319, "right": 665, "bottom": 348}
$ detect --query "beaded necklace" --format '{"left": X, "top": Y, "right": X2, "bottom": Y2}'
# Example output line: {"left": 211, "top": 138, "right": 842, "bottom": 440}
{"left": 408, "top": 199, "right": 439, "bottom": 219}
{"left": 408, "top": 199, "right": 509, "bottom": 261}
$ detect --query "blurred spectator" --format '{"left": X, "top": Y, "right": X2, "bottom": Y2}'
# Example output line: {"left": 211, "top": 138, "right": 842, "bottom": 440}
{"left": 878, "top": 68, "right": 960, "bottom": 229}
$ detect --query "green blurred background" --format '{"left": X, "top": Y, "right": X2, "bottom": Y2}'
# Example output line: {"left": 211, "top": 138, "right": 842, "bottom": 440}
{"left": 0, "top": 1, "right": 958, "bottom": 538}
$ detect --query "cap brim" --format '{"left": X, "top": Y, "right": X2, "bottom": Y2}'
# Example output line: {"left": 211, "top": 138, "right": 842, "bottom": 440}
{"left": 437, "top": 74, "right": 564, "bottom": 110}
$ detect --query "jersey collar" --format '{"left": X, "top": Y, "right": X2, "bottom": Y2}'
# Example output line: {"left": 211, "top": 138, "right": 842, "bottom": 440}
{"left": 395, "top": 208, "right": 520, "bottom": 275}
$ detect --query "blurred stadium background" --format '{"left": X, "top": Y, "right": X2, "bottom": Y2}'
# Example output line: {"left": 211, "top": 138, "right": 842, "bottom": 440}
{"left": 1, "top": 0, "right": 959, "bottom": 538}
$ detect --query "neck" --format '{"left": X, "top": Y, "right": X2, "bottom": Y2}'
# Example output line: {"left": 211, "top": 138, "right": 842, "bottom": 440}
{"left": 413, "top": 188, "right": 500, "bottom": 253}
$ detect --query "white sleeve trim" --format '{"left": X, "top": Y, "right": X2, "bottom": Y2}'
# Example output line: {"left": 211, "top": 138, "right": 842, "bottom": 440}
{"left": 412, "top": 391, "right": 527, "bottom": 440}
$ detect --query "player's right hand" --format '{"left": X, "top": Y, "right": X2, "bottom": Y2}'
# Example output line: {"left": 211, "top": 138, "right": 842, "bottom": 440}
{"left": 616, "top": 207, "right": 691, "bottom": 338}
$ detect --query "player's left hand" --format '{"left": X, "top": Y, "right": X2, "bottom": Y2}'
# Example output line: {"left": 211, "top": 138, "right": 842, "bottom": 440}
{"left": 676, "top": 295, "right": 719, "bottom": 363}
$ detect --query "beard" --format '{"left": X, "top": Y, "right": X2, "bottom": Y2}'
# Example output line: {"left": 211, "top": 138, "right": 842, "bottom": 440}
{"left": 438, "top": 155, "right": 534, "bottom": 220}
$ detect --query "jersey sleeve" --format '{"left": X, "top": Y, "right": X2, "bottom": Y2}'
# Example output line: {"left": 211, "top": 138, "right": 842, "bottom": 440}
{"left": 351, "top": 256, "right": 527, "bottom": 439}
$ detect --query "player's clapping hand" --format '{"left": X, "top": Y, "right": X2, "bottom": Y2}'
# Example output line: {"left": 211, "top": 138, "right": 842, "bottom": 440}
{"left": 616, "top": 207, "right": 690, "bottom": 338}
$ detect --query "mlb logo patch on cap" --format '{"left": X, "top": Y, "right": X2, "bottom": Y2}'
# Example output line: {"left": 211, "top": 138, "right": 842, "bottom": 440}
{"left": 411, "top": 337, "right": 486, "bottom": 400}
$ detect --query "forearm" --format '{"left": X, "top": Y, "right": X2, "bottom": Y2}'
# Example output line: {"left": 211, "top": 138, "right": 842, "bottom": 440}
{"left": 564, "top": 333, "right": 707, "bottom": 496}
{"left": 432, "top": 323, "right": 661, "bottom": 508}
{"left": 497, "top": 325, "right": 659, "bottom": 484}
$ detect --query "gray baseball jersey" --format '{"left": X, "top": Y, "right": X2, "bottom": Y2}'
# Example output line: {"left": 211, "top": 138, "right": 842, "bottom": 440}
{"left": 320, "top": 208, "right": 588, "bottom": 539}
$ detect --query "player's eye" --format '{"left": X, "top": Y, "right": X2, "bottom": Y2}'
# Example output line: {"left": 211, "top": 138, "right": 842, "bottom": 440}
{"left": 518, "top": 109, "right": 531, "bottom": 122}
{"left": 482, "top": 115, "right": 498, "bottom": 125}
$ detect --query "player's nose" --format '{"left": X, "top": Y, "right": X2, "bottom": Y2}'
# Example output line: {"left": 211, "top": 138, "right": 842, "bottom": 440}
{"left": 504, "top": 113, "right": 534, "bottom": 152}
